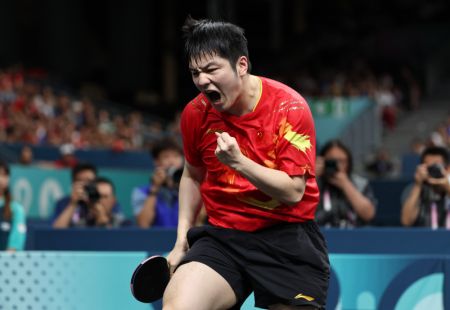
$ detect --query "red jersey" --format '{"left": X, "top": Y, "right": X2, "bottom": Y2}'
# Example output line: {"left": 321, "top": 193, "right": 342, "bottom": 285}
{"left": 181, "top": 77, "right": 319, "bottom": 231}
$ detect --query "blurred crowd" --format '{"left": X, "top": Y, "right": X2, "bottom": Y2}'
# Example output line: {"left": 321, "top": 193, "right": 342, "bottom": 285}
{"left": 276, "top": 59, "right": 449, "bottom": 180}
{"left": 281, "top": 60, "right": 422, "bottom": 132}
{"left": 363, "top": 114, "right": 450, "bottom": 179}
{"left": 0, "top": 61, "right": 436, "bottom": 150}
{"left": 0, "top": 61, "right": 424, "bottom": 151}
{"left": 0, "top": 65, "right": 181, "bottom": 153}
{"left": 2, "top": 63, "right": 449, "bottom": 182}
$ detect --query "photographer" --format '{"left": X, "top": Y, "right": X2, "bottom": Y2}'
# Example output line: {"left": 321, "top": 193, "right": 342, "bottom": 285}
{"left": 315, "top": 140, "right": 376, "bottom": 227}
{"left": 52, "top": 163, "right": 125, "bottom": 228}
{"left": 132, "top": 138, "right": 188, "bottom": 228}
{"left": 84, "top": 177, "right": 126, "bottom": 227}
{"left": 401, "top": 146, "right": 450, "bottom": 228}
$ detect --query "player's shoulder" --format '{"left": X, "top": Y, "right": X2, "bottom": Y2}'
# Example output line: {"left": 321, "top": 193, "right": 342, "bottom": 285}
{"left": 260, "top": 76, "right": 309, "bottom": 109}
{"left": 261, "top": 77, "right": 306, "bottom": 100}
{"left": 183, "top": 93, "right": 210, "bottom": 114}
{"left": 181, "top": 93, "right": 216, "bottom": 127}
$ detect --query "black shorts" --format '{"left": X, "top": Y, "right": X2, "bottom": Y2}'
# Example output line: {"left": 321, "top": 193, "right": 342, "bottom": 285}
{"left": 178, "top": 221, "right": 330, "bottom": 309}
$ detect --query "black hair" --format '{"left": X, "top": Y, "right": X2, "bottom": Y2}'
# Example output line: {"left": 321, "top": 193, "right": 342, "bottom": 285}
{"left": 181, "top": 15, "right": 252, "bottom": 72}
{"left": 94, "top": 176, "right": 115, "bottom": 194}
{"left": 319, "top": 139, "right": 354, "bottom": 174}
{"left": 150, "top": 138, "right": 183, "bottom": 160}
{"left": 0, "top": 161, "right": 12, "bottom": 221}
{"left": 71, "top": 162, "right": 97, "bottom": 182}
{"left": 420, "top": 146, "right": 449, "bottom": 165}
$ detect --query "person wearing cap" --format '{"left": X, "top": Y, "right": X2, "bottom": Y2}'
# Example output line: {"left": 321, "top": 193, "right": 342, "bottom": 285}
{"left": 54, "top": 143, "right": 78, "bottom": 169}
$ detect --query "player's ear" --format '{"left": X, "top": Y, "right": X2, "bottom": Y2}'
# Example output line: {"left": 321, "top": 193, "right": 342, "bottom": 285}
{"left": 236, "top": 56, "right": 248, "bottom": 76}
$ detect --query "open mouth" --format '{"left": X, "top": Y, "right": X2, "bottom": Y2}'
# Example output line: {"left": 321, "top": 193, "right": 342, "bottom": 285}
{"left": 204, "top": 90, "right": 221, "bottom": 103}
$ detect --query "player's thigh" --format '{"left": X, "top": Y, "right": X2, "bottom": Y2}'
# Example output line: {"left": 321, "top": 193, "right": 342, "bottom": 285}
{"left": 163, "top": 261, "right": 237, "bottom": 310}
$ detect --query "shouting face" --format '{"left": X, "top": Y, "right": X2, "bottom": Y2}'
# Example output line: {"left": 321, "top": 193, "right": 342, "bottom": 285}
{"left": 189, "top": 53, "right": 249, "bottom": 115}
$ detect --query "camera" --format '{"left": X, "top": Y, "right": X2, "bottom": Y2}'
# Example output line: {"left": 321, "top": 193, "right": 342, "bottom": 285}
{"left": 166, "top": 166, "right": 183, "bottom": 185}
{"left": 324, "top": 159, "right": 339, "bottom": 177}
{"left": 84, "top": 181, "right": 100, "bottom": 203}
{"left": 427, "top": 164, "right": 444, "bottom": 179}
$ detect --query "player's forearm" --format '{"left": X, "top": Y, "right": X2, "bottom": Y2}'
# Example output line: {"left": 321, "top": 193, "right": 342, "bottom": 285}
{"left": 401, "top": 184, "right": 421, "bottom": 226}
{"left": 350, "top": 196, "right": 375, "bottom": 221}
{"left": 52, "top": 204, "right": 76, "bottom": 228}
{"left": 175, "top": 175, "right": 203, "bottom": 248}
{"left": 136, "top": 198, "right": 157, "bottom": 228}
{"left": 234, "top": 156, "right": 305, "bottom": 206}
{"left": 341, "top": 181, "right": 375, "bottom": 221}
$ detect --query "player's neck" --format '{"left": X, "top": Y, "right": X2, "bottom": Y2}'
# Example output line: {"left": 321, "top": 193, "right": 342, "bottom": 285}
{"left": 234, "top": 74, "right": 261, "bottom": 116}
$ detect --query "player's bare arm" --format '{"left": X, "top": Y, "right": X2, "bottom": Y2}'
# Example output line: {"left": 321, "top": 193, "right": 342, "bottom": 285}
{"left": 167, "top": 162, "right": 205, "bottom": 271}
{"left": 215, "top": 131, "right": 305, "bottom": 206}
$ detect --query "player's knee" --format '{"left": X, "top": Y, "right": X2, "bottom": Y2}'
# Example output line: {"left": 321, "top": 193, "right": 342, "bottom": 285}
{"left": 162, "top": 299, "right": 207, "bottom": 310}
{"left": 163, "top": 293, "right": 232, "bottom": 310}
{"left": 162, "top": 296, "right": 185, "bottom": 310}
{"left": 161, "top": 301, "right": 178, "bottom": 310}
{"left": 162, "top": 292, "right": 201, "bottom": 310}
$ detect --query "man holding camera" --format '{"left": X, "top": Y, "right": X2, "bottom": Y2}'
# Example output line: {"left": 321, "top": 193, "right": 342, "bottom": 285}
{"left": 132, "top": 138, "right": 188, "bottom": 228}
{"left": 52, "top": 163, "right": 125, "bottom": 228}
{"left": 401, "top": 146, "right": 450, "bottom": 228}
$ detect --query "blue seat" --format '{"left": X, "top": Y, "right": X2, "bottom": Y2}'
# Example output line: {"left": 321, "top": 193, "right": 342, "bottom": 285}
{"left": 371, "top": 179, "right": 411, "bottom": 226}
{"left": 401, "top": 153, "right": 420, "bottom": 179}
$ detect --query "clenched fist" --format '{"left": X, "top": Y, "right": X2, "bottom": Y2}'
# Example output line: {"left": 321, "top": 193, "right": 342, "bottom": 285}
{"left": 215, "top": 132, "right": 243, "bottom": 169}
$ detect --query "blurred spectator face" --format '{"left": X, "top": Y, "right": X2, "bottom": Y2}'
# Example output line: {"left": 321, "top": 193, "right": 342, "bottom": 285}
{"left": 422, "top": 154, "right": 446, "bottom": 169}
{"left": 71, "top": 166, "right": 97, "bottom": 204}
{"left": 323, "top": 146, "right": 349, "bottom": 173}
{"left": 96, "top": 182, "right": 116, "bottom": 213}
{"left": 422, "top": 154, "right": 449, "bottom": 191}
{"left": 20, "top": 146, "right": 33, "bottom": 165}
{"left": 73, "top": 170, "right": 96, "bottom": 186}
{"left": 155, "top": 149, "right": 184, "bottom": 171}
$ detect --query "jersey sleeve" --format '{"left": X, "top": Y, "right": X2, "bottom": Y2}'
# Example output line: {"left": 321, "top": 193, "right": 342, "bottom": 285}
{"left": 276, "top": 96, "right": 316, "bottom": 177}
{"left": 7, "top": 202, "right": 27, "bottom": 251}
{"left": 180, "top": 100, "right": 204, "bottom": 167}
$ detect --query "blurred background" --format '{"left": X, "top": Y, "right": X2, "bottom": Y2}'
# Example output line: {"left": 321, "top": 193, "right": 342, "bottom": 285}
{"left": 1, "top": 0, "right": 449, "bottom": 158}
{"left": 1, "top": 1, "right": 450, "bottom": 309}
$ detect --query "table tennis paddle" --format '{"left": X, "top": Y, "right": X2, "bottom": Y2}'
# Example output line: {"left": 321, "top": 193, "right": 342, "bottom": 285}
{"left": 130, "top": 255, "right": 170, "bottom": 303}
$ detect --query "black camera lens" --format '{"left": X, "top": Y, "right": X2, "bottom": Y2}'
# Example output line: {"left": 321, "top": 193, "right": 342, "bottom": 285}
{"left": 427, "top": 164, "right": 444, "bottom": 179}
{"left": 324, "top": 159, "right": 339, "bottom": 176}
{"left": 84, "top": 182, "right": 100, "bottom": 203}
{"left": 166, "top": 167, "right": 183, "bottom": 184}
